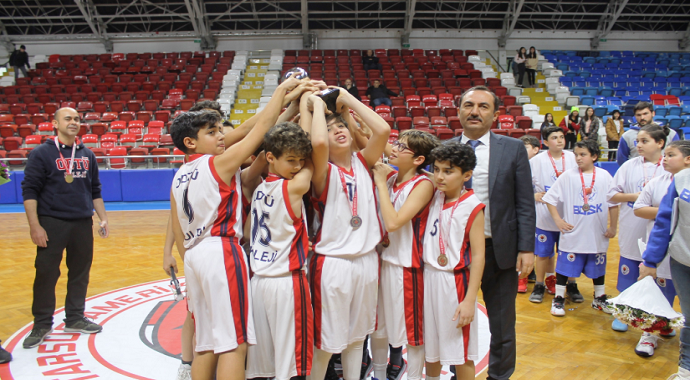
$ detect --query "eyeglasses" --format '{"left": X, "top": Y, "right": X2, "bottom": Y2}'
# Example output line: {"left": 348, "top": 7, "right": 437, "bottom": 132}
{"left": 392, "top": 140, "right": 414, "bottom": 154}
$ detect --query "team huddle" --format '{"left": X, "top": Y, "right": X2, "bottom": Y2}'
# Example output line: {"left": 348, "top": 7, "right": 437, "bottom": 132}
{"left": 164, "top": 75, "right": 690, "bottom": 380}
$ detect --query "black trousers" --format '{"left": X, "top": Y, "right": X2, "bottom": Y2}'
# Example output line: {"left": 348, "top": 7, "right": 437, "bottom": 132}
{"left": 32, "top": 216, "right": 94, "bottom": 328}
{"left": 525, "top": 69, "right": 536, "bottom": 86}
{"left": 608, "top": 140, "right": 619, "bottom": 161}
{"left": 565, "top": 132, "right": 577, "bottom": 150}
{"left": 516, "top": 63, "right": 526, "bottom": 86}
{"left": 481, "top": 239, "right": 518, "bottom": 380}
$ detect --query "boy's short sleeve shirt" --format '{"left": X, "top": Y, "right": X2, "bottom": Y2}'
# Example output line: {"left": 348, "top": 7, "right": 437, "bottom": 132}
{"left": 531, "top": 150, "right": 577, "bottom": 231}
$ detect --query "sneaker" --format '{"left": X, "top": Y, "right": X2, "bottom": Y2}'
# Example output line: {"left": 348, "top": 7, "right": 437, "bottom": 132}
{"left": 566, "top": 282, "right": 584, "bottom": 303}
{"left": 64, "top": 317, "right": 102, "bottom": 334}
{"left": 551, "top": 296, "right": 566, "bottom": 316}
{"left": 527, "top": 269, "right": 536, "bottom": 283}
{"left": 635, "top": 333, "right": 658, "bottom": 357}
{"left": 591, "top": 294, "right": 613, "bottom": 314}
{"left": 529, "top": 284, "right": 545, "bottom": 303}
{"left": 612, "top": 318, "right": 629, "bottom": 332}
{"left": 660, "top": 329, "right": 677, "bottom": 338}
{"left": 518, "top": 278, "right": 528, "bottom": 293}
{"left": 360, "top": 354, "right": 373, "bottom": 380}
{"left": 544, "top": 275, "right": 557, "bottom": 295}
{"left": 0, "top": 340, "right": 11, "bottom": 364}
{"left": 666, "top": 367, "right": 690, "bottom": 380}
{"left": 22, "top": 327, "right": 53, "bottom": 349}
{"left": 333, "top": 354, "right": 343, "bottom": 375}
{"left": 386, "top": 360, "right": 407, "bottom": 380}
{"left": 325, "top": 359, "right": 340, "bottom": 380}
{"left": 176, "top": 363, "right": 191, "bottom": 380}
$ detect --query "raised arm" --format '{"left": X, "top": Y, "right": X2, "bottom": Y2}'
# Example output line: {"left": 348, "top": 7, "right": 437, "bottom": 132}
{"left": 372, "top": 163, "right": 433, "bottom": 232}
{"left": 288, "top": 160, "right": 314, "bottom": 218}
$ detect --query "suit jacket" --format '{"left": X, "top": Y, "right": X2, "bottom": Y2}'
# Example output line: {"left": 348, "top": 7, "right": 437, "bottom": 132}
{"left": 455, "top": 132, "right": 536, "bottom": 269}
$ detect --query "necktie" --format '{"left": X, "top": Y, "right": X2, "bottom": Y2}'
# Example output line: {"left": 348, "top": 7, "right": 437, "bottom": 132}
{"left": 465, "top": 140, "right": 481, "bottom": 189}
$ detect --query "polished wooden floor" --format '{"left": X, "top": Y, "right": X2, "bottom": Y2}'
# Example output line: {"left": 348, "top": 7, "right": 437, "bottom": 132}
{"left": 0, "top": 210, "right": 683, "bottom": 379}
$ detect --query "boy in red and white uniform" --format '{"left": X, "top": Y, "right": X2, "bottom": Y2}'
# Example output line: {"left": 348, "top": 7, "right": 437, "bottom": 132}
{"left": 169, "top": 76, "right": 311, "bottom": 380}
{"left": 245, "top": 116, "right": 320, "bottom": 379}
{"left": 308, "top": 86, "right": 390, "bottom": 380}
{"left": 423, "top": 141, "right": 486, "bottom": 380}
{"left": 370, "top": 130, "right": 439, "bottom": 380}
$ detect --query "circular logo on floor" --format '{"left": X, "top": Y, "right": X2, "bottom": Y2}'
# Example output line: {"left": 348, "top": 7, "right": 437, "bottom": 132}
{"left": 0, "top": 279, "right": 491, "bottom": 379}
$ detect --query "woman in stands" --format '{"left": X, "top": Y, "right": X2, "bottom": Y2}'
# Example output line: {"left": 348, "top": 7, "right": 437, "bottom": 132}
{"left": 514, "top": 47, "right": 527, "bottom": 87}
{"left": 578, "top": 107, "right": 600, "bottom": 143}
{"left": 559, "top": 107, "right": 580, "bottom": 149}
{"left": 606, "top": 110, "right": 624, "bottom": 162}
{"left": 540, "top": 113, "right": 556, "bottom": 148}
{"left": 525, "top": 46, "right": 538, "bottom": 88}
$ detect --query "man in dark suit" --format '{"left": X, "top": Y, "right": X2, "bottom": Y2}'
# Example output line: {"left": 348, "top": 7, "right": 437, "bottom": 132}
{"left": 452, "top": 86, "right": 535, "bottom": 380}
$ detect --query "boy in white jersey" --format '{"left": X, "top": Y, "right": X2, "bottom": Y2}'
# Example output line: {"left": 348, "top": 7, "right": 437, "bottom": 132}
{"left": 307, "top": 86, "right": 390, "bottom": 380}
{"left": 369, "top": 130, "right": 439, "bottom": 380}
{"left": 169, "top": 76, "right": 310, "bottom": 380}
{"left": 422, "top": 141, "right": 485, "bottom": 380}
{"left": 246, "top": 120, "right": 318, "bottom": 380}
{"left": 608, "top": 124, "right": 670, "bottom": 333}
{"left": 529, "top": 127, "right": 581, "bottom": 304}
{"left": 542, "top": 140, "right": 619, "bottom": 317}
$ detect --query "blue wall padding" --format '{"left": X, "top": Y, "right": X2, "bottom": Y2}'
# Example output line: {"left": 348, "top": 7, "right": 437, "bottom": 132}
{"left": 99, "top": 170, "right": 123, "bottom": 202}
{"left": 596, "top": 161, "right": 619, "bottom": 177}
{"left": 121, "top": 169, "right": 175, "bottom": 202}
{"left": 0, "top": 172, "right": 17, "bottom": 204}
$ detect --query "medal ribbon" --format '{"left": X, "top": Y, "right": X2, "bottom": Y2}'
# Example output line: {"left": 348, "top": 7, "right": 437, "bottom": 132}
{"left": 642, "top": 156, "right": 663, "bottom": 187}
{"left": 337, "top": 166, "right": 358, "bottom": 219}
{"left": 548, "top": 151, "right": 565, "bottom": 178}
{"left": 579, "top": 167, "right": 596, "bottom": 206}
{"left": 55, "top": 138, "right": 77, "bottom": 178}
{"left": 391, "top": 174, "right": 420, "bottom": 205}
{"left": 438, "top": 191, "right": 463, "bottom": 261}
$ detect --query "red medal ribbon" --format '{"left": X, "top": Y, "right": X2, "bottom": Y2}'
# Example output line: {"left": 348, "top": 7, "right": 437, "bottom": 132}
{"left": 438, "top": 191, "right": 463, "bottom": 261}
{"left": 579, "top": 167, "right": 596, "bottom": 205}
{"left": 547, "top": 151, "right": 565, "bottom": 178}
{"left": 641, "top": 156, "right": 663, "bottom": 187}
{"left": 337, "top": 165, "right": 358, "bottom": 219}
{"left": 55, "top": 138, "right": 77, "bottom": 177}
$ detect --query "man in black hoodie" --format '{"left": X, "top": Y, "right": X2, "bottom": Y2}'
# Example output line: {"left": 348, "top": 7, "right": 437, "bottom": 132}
{"left": 21, "top": 107, "right": 109, "bottom": 349}
{"left": 9, "top": 45, "right": 30, "bottom": 80}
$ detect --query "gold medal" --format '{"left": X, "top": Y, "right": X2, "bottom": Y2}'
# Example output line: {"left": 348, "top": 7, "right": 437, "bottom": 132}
{"left": 65, "top": 174, "right": 74, "bottom": 183}
{"left": 437, "top": 254, "right": 448, "bottom": 266}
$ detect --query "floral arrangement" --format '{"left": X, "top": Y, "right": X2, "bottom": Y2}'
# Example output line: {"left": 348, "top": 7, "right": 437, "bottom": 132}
{"left": 0, "top": 160, "right": 10, "bottom": 186}
{"left": 609, "top": 303, "right": 685, "bottom": 333}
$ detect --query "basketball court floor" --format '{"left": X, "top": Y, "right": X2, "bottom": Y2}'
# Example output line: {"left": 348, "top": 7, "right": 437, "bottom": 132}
{"left": 0, "top": 205, "right": 682, "bottom": 379}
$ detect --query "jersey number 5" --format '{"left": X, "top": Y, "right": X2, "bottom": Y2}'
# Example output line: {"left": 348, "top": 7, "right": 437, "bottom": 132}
{"left": 252, "top": 209, "right": 272, "bottom": 246}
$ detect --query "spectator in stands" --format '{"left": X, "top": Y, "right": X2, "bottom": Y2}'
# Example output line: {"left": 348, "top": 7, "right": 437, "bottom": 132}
{"left": 540, "top": 113, "right": 556, "bottom": 148}
{"left": 362, "top": 49, "right": 382, "bottom": 71}
{"left": 366, "top": 79, "right": 398, "bottom": 107}
{"left": 9, "top": 45, "right": 30, "bottom": 80}
{"left": 525, "top": 46, "right": 538, "bottom": 88}
{"left": 343, "top": 78, "right": 361, "bottom": 101}
{"left": 514, "top": 47, "right": 527, "bottom": 87}
{"left": 605, "top": 110, "right": 624, "bottom": 162}
{"left": 560, "top": 107, "right": 580, "bottom": 149}
{"left": 578, "top": 107, "right": 600, "bottom": 142}
{"left": 21, "top": 107, "right": 109, "bottom": 350}
{"left": 617, "top": 101, "right": 679, "bottom": 165}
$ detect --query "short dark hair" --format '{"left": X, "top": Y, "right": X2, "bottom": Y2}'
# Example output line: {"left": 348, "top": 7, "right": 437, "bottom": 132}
{"left": 264, "top": 122, "right": 313, "bottom": 159}
{"left": 20, "top": 45, "right": 26, "bottom": 49}
{"left": 398, "top": 129, "right": 441, "bottom": 172}
{"left": 455, "top": 86, "right": 500, "bottom": 112}
{"left": 667, "top": 140, "right": 690, "bottom": 157}
{"left": 170, "top": 111, "right": 221, "bottom": 153}
{"left": 189, "top": 100, "right": 222, "bottom": 115}
{"left": 640, "top": 124, "right": 671, "bottom": 149}
{"left": 633, "top": 101, "right": 654, "bottom": 114}
{"left": 326, "top": 113, "right": 349, "bottom": 131}
{"left": 542, "top": 126, "right": 565, "bottom": 140}
{"left": 574, "top": 139, "right": 600, "bottom": 159}
{"left": 519, "top": 135, "right": 540, "bottom": 148}
{"left": 430, "top": 141, "right": 477, "bottom": 173}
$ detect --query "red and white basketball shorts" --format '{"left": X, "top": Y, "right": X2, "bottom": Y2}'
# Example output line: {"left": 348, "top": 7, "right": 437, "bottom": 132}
{"left": 246, "top": 271, "right": 313, "bottom": 380}
{"left": 309, "top": 250, "right": 378, "bottom": 353}
{"left": 184, "top": 236, "right": 255, "bottom": 353}
{"left": 372, "top": 261, "right": 424, "bottom": 347}
{"left": 423, "top": 266, "right": 479, "bottom": 365}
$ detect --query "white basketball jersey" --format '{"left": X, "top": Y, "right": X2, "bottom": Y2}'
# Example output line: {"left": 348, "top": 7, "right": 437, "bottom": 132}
{"left": 633, "top": 172, "right": 674, "bottom": 278}
{"left": 172, "top": 154, "right": 243, "bottom": 249}
{"left": 380, "top": 172, "right": 432, "bottom": 268}
{"left": 422, "top": 190, "right": 485, "bottom": 271}
{"left": 531, "top": 150, "right": 577, "bottom": 231}
{"left": 249, "top": 176, "right": 309, "bottom": 277}
{"left": 542, "top": 167, "right": 615, "bottom": 254}
{"left": 313, "top": 152, "right": 383, "bottom": 258}
{"left": 608, "top": 157, "right": 668, "bottom": 260}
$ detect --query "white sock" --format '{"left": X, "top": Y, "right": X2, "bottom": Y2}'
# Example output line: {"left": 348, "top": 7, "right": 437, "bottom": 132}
{"left": 306, "top": 348, "right": 332, "bottom": 380}
{"left": 406, "top": 345, "right": 425, "bottom": 380}
{"left": 678, "top": 367, "right": 690, "bottom": 377}
{"left": 594, "top": 285, "right": 605, "bottom": 298}
{"left": 426, "top": 376, "right": 440, "bottom": 380}
{"left": 342, "top": 341, "right": 365, "bottom": 380}
{"left": 555, "top": 284, "right": 566, "bottom": 298}
{"left": 546, "top": 272, "right": 555, "bottom": 278}
{"left": 371, "top": 335, "right": 389, "bottom": 380}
